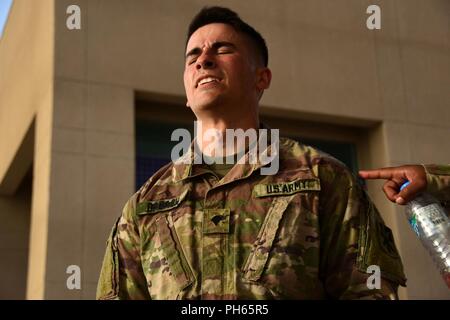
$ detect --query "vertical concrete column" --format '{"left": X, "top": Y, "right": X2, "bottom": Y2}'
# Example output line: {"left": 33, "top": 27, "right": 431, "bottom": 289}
{"left": 48, "top": 0, "right": 135, "bottom": 299}
{"left": 0, "top": 0, "right": 56, "bottom": 300}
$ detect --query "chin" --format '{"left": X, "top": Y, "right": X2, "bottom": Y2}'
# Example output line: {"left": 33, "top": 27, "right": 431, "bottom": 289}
{"left": 193, "top": 96, "right": 225, "bottom": 111}
{"left": 193, "top": 103, "right": 218, "bottom": 112}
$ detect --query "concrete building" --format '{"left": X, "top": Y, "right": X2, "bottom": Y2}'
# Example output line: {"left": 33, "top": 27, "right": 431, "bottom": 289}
{"left": 0, "top": 0, "right": 449, "bottom": 299}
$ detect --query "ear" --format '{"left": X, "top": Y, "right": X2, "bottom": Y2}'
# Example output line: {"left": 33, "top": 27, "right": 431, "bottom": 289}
{"left": 256, "top": 67, "right": 272, "bottom": 91}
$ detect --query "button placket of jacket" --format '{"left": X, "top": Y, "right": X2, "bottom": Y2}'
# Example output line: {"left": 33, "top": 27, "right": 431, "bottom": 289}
{"left": 201, "top": 183, "right": 230, "bottom": 297}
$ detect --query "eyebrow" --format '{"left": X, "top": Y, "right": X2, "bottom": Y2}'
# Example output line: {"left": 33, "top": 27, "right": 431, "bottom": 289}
{"left": 185, "top": 41, "right": 237, "bottom": 60}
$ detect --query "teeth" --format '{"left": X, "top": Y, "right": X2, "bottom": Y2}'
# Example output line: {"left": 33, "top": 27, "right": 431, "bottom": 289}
{"left": 199, "top": 77, "right": 218, "bottom": 85}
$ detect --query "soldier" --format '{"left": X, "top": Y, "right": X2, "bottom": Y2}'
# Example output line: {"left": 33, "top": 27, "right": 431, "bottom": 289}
{"left": 96, "top": 6, "right": 406, "bottom": 300}
{"left": 359, "top": 164, "right": 450, "bottom": 210}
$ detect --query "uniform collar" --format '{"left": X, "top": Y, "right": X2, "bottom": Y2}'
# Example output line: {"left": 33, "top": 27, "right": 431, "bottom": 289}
{"left": 172, "top": 124, "right": 278, "bottom": 184}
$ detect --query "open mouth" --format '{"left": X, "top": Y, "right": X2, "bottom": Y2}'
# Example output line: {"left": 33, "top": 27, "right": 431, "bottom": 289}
{"left": 196, "top": 76, "right": 222, "bottom": 88}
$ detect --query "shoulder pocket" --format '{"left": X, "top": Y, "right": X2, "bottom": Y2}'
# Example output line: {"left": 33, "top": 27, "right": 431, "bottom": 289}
{"left": 96, "top": 217, "right": 121, "bottom": 300}
{"left": 357, "top": 200, "right": 407, "bottom": 286}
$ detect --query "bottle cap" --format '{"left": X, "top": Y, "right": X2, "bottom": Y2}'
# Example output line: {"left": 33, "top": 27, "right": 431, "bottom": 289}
{"left": 400, "top": 181, "right": 410, "bottom": 191}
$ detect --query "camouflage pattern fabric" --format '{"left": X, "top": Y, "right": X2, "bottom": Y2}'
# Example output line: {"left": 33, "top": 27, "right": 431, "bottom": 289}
{"left": 423, "top": 164, "right": 450, "bottom": 211}
{"left": 96, "top": 137, "right": 406, "bottom": 300}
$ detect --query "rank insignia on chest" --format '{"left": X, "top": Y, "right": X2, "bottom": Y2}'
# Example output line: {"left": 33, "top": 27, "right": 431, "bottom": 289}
{"left": 203, "top": 208, "right": 231, "bottom": 234}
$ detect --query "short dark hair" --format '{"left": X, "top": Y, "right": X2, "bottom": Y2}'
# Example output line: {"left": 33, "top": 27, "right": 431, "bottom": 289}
{"left": 186, "top": 6, "right": 269, "bottom": 67}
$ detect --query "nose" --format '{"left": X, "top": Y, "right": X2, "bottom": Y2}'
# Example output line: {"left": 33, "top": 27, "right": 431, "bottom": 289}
{"left": 196, "top": 52, "right": 216, "bottom": 70}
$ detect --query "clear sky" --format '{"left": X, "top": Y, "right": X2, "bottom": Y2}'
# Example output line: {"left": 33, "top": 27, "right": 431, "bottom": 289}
{"left": 0, "top": 0, "right": 13, "bottom": 38}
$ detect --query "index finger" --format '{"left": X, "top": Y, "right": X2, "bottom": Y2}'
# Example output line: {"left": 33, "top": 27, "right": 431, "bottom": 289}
{"left": 358, "top": 168, "right": 397, "bottom": 180}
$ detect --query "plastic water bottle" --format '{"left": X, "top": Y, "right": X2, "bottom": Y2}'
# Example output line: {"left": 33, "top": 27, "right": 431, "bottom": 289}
{"left": 401, "top": 181, "right": 450, "bottom": 288}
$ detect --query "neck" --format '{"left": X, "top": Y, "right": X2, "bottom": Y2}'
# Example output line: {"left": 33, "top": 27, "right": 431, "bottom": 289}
{"left": 194, "top": 112, "right": 259, "bottom": 158}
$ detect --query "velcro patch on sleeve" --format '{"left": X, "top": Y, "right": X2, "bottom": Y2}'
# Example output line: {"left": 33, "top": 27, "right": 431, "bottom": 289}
{"left": 253, "top": 178, "right": 321, "bottom": 198}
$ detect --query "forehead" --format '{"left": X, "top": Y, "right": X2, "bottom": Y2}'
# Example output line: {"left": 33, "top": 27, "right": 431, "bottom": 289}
{"left": 186, "top": 23, "right": 245, "bottom": 52}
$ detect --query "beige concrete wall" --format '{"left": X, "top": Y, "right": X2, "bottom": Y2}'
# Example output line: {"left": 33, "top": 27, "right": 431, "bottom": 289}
{"left": 1, "top": 0, "right": 448, "bottom": 299}
{"left": 50, "top": 0, "right": 135, "bottom": 298}
{"left": 0, "top": 1, "right": 39, "bottom": 189}
{"left": 368, "top": 0, "right": 450, "bottom": 299}
{"left": 0, "top": 0, "right": 55, "bottom": 299}
{"left": 0, "top": 171, "right": 31, "bottom": 299}
{"left": 47, "top": 78, "right": 135, "bottom": 299}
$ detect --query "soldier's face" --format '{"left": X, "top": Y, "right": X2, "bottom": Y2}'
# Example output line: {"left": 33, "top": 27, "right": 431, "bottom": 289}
{"left": 183, "top": 23, "right": 260, "bottom": 114}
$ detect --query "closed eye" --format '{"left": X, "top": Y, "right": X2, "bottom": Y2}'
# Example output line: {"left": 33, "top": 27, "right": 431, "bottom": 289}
{"left": 215, "top": 42, "right": 235, "bottom": 54}
{"left": 185, "top": 41, "right": 236, "bottom": 65}
{"left": 185, "top": 47, "right": 201, "bottom": 65}
{"left": 217, "top": 49, "right": 232, "bottom": 54}
{"left": 188, "top": 57, "right": 197, "bottom": 65}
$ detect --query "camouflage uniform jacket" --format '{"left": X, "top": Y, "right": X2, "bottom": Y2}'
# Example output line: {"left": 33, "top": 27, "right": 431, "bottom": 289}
{"left": 96, "top": 137, "right": 406, "bottom": 300}
{"left": 423, "top": 164, "right": 450, "bottom": 212}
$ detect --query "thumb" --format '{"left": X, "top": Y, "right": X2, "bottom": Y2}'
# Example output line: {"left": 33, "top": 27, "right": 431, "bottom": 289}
{"left": 396, "top": 180, "right": 426, "bottom": 204}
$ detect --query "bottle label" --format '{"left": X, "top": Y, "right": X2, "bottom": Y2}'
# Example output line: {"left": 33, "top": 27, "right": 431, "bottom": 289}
{"left": 413, "top": 204, "right": 447, "bottom": 238}
{"left": 408, "top": 214, "right": 420, "bottom": 237}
